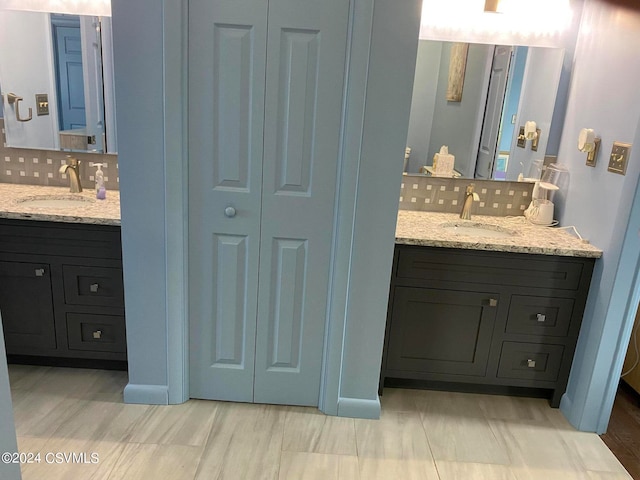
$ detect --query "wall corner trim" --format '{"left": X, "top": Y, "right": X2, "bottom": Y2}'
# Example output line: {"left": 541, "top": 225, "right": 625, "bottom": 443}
{"left": 560, "top": 391, "right": 577, "bottom": 425}
{"left": 123, "top": 383, "right": 169, "bottom": 405}
{"left": 337, "top": 396, "right": 381, "bottom": 419}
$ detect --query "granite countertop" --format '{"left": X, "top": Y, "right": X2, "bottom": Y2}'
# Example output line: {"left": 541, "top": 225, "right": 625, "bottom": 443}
{"left": 0, "top": 184, "right": 121, "bottom": 226}
{"left": 396, "top": 210, "right": 603, "bottom": 258}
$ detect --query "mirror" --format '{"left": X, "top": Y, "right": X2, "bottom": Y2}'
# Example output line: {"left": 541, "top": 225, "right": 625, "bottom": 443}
{"left": 405, "top": 40, "right": 564, "bottom": 181}
{"left": 0, "top": 9, "right": 116, "bottom": 154}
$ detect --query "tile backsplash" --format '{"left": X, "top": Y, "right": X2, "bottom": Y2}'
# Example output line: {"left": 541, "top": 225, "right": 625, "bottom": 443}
{"left": 0, "top": 119, "right": 119, "bottom": 191}
{"left": 399, "top": 175, "right": 534, "bottom": 216}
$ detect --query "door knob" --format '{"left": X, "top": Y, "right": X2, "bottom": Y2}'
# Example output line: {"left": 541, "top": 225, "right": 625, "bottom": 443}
{"left": 536, "top": 313, "right": 546, "bottom": 322}
{"left": 527, "top": 359, "right": 536, "bottom": 368}
{"left": 34, "top": 268, "right": 45, "bottom": 277}
{"left": 90, "top": 283, "right": 99, "bottom": 293}
{"left": 224, "top": 206, "right": 236, "bottom": 218}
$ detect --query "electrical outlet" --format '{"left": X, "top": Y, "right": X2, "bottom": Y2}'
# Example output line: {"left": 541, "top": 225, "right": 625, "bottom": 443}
{"left": 517, "top": 127, "right": 526, "bottom": 148}
{"left": 531, "top": 128, "right": 542, "bottom": 152}
{"left": 608, "top": 141, "right": 632, "bottom": 175}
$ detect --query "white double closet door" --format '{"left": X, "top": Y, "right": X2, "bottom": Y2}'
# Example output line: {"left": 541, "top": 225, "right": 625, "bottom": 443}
{"left": 188, "top": 0, "right": 350, "bottom": 406}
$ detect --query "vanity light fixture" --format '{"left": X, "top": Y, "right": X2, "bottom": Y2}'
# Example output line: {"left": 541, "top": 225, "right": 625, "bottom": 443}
{"left": 420, "top": 0, "right": 572, "bottom": 42}
{"left": 578, "top": 128, "right": 601, "bottom": 167}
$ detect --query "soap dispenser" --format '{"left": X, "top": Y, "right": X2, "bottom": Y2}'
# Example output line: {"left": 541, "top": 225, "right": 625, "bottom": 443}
{"left": 93, "top": 163, "right": 106, "bottom": 200}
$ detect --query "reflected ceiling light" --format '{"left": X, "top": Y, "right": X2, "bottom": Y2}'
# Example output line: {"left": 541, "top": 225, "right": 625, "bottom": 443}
{"left": 0, "top": 0, "right": 111, "bottom": 16}
{"left": 420, "top": 0, "right": 572, "bottom": 40}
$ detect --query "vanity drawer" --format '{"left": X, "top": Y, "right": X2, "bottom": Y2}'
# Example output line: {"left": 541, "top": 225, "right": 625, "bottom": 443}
{"left": 497, "top": 342, "right": 564, "bottom": 382}
{"left": 66, "top": 313, "right": 126, "bottom": 353}
{"left": 63, "top": 265, "right": 124, "bottom": 307}
{"left": 505, "top": 295, "right": 574, "bottom": 337}
{"left": 396, "top": 247, "right": 584, "bottom": 291}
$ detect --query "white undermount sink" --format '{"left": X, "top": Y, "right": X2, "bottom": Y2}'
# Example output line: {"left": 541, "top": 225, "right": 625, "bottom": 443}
{"left": 440, "top": 222, "right": 516, "bottom": 239}
{"left": 17, "top": 195, "right": 95, "bottom": 209}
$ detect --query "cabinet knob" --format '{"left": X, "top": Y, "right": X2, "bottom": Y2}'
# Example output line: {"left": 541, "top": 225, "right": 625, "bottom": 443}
{"left": 488, "top": 298, "right": 498, "bottom": 307}
{"left": 527, "top": 359, "right": 536, "bottom": 368}
{"left": 93, "top": 330, "right": 102, "bottom": 339}
{"left": 224, "top": 206, "right": 236, "bottom": 218}
{"left": 34, "top": 268, "right": 45, "bottom": 277}
{"left": 536, "top": 313, "right": 546, "bottom": 322}
{"left": 90, "top": 283, "right": 99, "bottom": 293}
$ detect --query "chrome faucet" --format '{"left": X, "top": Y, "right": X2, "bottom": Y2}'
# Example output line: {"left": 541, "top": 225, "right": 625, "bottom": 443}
{"left": 59, "top": 157, "right": 82, "bottom": 193}
{"left": 460, "top": 183, "right": 480, "bottom": 220}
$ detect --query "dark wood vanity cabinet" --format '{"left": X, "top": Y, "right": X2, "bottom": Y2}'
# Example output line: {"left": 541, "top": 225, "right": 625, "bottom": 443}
{"left": 0, "top": 219, "right": 126, "bottom": 365}
{"left": 381, "top": 245, "right": 596, "bottom": 407}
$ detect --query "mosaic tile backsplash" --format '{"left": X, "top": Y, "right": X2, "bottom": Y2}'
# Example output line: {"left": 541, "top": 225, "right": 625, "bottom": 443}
{"left": 0, "top": 119, "right": 119, "bottom": 191}
{"left": 399, "top": 175, "right": 534, "bottom": 217}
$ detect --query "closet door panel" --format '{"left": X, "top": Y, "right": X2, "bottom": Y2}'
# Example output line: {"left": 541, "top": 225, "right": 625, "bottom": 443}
{"left": 254, "top": 0, "right": 351, "bottom": 406}
{"left": 188, "top": 0, "right": 268, "bottom": 402}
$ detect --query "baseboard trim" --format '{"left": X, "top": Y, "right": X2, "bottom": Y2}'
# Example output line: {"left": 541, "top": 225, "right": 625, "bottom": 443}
{"left": 123, "top": 383, "right": 169, "bottom": 405}
{"left": 337, "top": 396, "right": 381, "bottom": 419}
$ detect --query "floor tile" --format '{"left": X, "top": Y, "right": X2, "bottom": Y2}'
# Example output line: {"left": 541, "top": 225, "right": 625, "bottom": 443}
{"left": 195, "top": 402, "right": 285, "bottom": 480}
{"left": 282, "top": 406, "right": 356, "bottom": 455}
{"left": 12, "top": 391, "right": 80, "bottom": 438}
{"left": 379, "top": 387, "right": 423, "bottom": 413}
{"left": 355, "top": 411, "right": 432, "bottom": 460}
{"left": 128, "top": 399, "right": 218, "bottom": 447}
{"left": 279, "top": 451, "right": 359, "bottom": 480}
{"left": 436, "top": 460, "right": 517, "bottom": 480}
{"left": 105, "top": 443, "right": 201, "bottom": 480}
{"left": 20, "top": 439, "right": 126, "bottom": 480}
{"left": 358, "top": 459, "right": 440, "bottom": 480}
{"left": 491, "top": 420, "right": 584, "bottom": 471}
{"left": 560, "top": 430, "right": 629, "bottom": 474}
{"left": 49, "top": 393, "right": 151, "bottom": 442}
{"left": 422, "top": 408, "right": 511, "bottom": 464}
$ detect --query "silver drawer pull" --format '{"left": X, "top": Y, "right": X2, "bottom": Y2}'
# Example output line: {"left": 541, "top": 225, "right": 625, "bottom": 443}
{"left": 536, "top": 313, "right": 546, "bottom": 322}
{"left": 35, "top": 268, "right": 45, "bottom": 277}
{"left": 488, "top": 298, "right": 498, "bottom": 307}
{"left": 527, "top": 359, "right": 536, "bottom": 368}
{"left": 90, "top": 283, "right": 99, "bottom": 293}
{"left": 93, "top": 330, "right": 102, "bottom": 339}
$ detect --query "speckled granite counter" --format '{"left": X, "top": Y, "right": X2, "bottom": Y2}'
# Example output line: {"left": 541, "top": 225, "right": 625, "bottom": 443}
{"left": 0, "top": 184, "right": 120, "bottom": 226}
{"left": 396, "top": 210, "right": 602, "bottom": 258}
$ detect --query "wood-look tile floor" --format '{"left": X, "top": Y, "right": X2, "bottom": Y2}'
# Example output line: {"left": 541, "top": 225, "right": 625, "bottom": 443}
{"left": 601, "top": 383, "right": 640, "bottom": 480}
{"left": 7, "top": 365, "right": 633, "bottom": 480}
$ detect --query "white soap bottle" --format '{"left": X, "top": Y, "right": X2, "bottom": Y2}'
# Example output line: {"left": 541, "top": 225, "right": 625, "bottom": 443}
{"left": 93, "top": 163, "right": 106, "bottom": 200}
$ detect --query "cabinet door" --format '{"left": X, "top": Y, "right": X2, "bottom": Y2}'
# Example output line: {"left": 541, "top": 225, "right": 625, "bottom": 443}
{"left": 254, "top": 0, "right": 350, "bottom": 406}
{"left": 0, "top": 261, "right": 56, "bottom": 354}
{"left": 189, "top": 0, "right": 350, "bottom": 407}
{"left": 188, "top": 0, "right": 268, "bottom": 402}
{"left": 386, "top": 287, "right": 499, "bottom": 377}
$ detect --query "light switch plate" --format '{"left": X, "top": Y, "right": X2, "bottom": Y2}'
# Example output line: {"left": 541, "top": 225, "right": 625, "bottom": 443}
{"left": 35, "top": 94, "right": 49, "bottom": 116}
{"left": 608, "top": 141, "right": 631, "bottom": 175}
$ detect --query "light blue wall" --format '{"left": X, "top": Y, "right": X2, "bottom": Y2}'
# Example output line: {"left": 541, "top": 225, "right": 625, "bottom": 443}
{"left": 405, "top": 41, "right": 441, "bottom": 172}
{"left": 110, "top": 0, "right": 422, "bottom": 415}
{"left": 336, "top": 0, "right": 421, "bottom": 417}
{"left": 111, "top": 0, "right": 169, "bottom": 404}
{"left": 555, "top": 0, "right": 640, "bottom": 433}
{"left": 505, "top": 47, "right": 564, "bottom": 181}
{"left": 546, "top": 0, "right": 585, "bottom": 156}
{"left": 428, "top": 43, "right": 493, "bottom": 177}
{"left": 0, "top": 315, "right": 21, "bottom": 480}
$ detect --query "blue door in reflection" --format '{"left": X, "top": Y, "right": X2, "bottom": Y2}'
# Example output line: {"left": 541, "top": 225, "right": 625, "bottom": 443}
{"left": 51, "top": 14, "right": 86, "bottom": 131}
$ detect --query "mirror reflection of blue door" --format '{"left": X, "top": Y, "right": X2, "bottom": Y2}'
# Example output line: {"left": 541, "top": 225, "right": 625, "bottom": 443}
{"left": 51, "top": 14, "right": 86, "bottom": 131}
